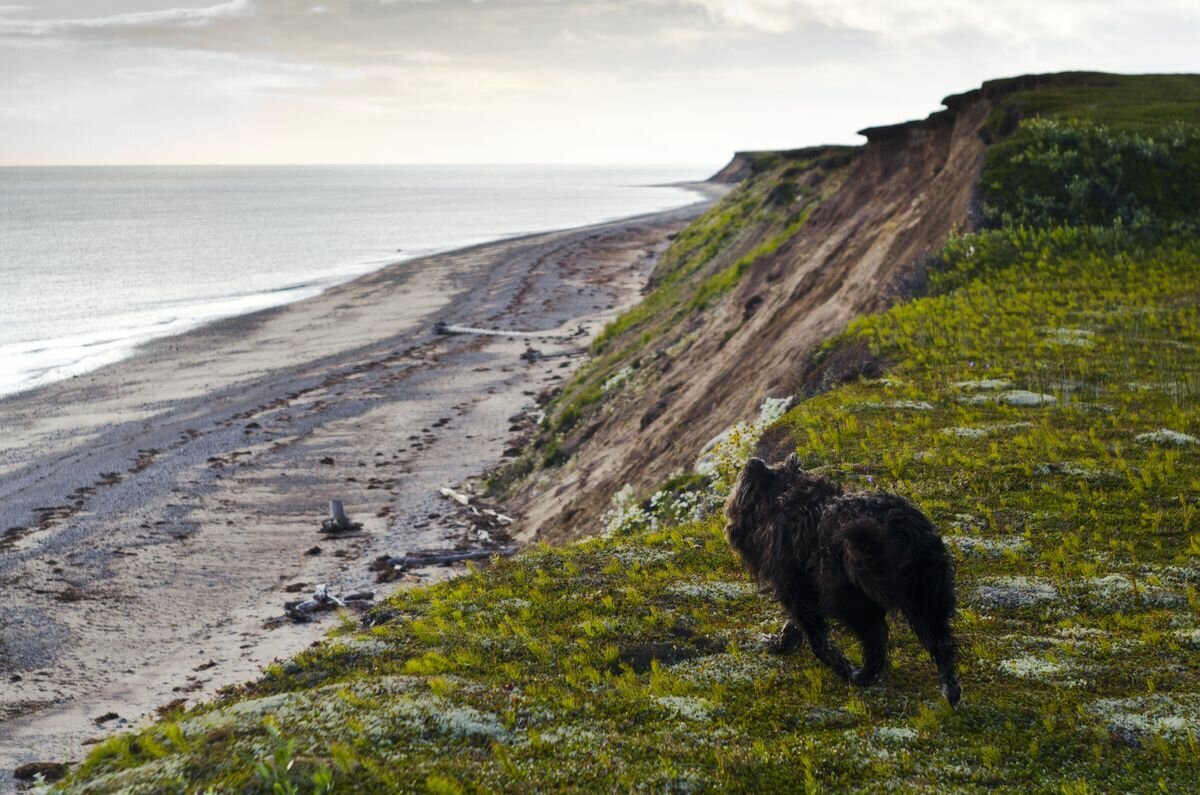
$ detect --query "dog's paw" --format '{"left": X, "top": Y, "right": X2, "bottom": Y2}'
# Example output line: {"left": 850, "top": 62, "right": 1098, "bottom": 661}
{"left": 764, "top": 626, "right": 803, "bottom": 655}
{"left": 850, "top": 668, "right": 881, "bottom": 687}
{"left": 765, "top": 635, "right": 797, "bottom": 655}
{"left": 941, "top": 679, "right": 962, "bottom": 708}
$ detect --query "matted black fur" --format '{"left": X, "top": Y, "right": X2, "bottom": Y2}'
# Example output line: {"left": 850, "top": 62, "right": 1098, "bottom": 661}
{"left": 725, "top": 454, "right": 962, "bottom": 706}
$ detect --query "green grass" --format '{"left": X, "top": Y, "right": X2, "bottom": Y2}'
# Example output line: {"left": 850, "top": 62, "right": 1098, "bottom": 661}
{"left": 976, "top": 73, "right": 1200, "bottom": 138}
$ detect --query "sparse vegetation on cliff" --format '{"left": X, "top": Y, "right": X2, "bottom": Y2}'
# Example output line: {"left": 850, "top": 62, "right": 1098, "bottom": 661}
{"left": 486, "top": 146, "right": 854, "bottom": 488}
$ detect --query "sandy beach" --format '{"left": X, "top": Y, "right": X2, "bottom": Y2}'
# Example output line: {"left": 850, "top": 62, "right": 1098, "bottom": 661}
{"left": 0, "top": 188, "right": 721, "bottom": 778}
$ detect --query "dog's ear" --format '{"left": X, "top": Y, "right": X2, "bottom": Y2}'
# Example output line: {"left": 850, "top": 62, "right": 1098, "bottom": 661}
{"left": 784, "top": 452, "right": 802, "bottom": 471}
{"left": 745, "top": 457, "right": 778, "bottom": 490}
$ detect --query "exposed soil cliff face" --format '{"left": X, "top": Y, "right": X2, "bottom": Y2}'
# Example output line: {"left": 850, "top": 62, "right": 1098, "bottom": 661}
{"left": 706, "top": 151, "right": 758, "bottom": 183}
{"left": 512, "top": 96, "right": 994, "bottom": 543}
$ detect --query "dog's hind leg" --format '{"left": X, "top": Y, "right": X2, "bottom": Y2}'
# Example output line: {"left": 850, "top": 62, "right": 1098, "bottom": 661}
{"left": 839, "top": 598, "right": 888, "bottom": 686}
{"left": 903, "top": 606, "right": 961, "bottom": 707}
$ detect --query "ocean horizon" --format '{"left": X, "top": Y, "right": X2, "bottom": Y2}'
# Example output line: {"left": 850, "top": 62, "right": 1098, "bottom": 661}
{"left": 0, "top": 164, "right": 709, "bottom": 398}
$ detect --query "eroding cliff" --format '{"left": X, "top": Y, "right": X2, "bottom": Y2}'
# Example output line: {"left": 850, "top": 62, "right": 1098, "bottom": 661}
{"left": 503, "top": 92, "right": 994, "bottom": 542}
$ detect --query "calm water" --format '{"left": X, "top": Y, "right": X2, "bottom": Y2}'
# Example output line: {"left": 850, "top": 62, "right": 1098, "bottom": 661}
{"left": 0, "top": 165, "right": 708, "bottom": 397}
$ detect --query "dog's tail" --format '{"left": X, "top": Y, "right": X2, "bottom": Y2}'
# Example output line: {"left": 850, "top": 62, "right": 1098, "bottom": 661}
{"left": 838, "top": 518, "right": 905, "bottom": 608}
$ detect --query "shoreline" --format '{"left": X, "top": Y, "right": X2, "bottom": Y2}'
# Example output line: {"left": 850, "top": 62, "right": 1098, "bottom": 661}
{"left": 0, "top": 186, "right": 723, "bottom": 778}
{"left": 0, "top": 181, "right": 715, "bottom": 403}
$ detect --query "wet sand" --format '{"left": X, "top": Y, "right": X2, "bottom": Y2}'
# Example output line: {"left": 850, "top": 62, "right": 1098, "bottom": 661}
{"left": 0, "top": 187, "right": 722, "bottom": 781}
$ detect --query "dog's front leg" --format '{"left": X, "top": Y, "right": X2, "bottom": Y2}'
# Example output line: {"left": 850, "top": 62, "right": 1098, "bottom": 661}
{"left": 765, "top": 621, "right": 805, "bottom": 654}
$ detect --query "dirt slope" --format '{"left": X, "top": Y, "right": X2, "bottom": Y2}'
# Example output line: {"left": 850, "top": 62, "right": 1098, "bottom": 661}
{"left": 511, "top": 95, "right": 993, "bottom": 542}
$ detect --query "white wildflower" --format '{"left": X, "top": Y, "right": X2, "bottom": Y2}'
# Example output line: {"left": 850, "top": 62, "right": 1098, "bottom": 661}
{"left": 601, "top": 484, "right": 650, "bottom": 538}
{"left": 602, "top": 366, "right": 634, "bottom": 393}
{"left": 695, "top": 396, "right": 793, "bottom": 487}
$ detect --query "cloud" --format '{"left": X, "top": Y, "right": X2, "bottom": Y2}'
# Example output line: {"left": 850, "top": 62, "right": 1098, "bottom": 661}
{"left": 1, "top": 0, "right": 1198, "bottom": 165}
{"left": 0, "top": 0, "right": 251, "bottom": 36}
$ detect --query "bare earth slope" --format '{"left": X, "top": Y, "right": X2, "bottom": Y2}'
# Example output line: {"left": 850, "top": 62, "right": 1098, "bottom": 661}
{"left": 514, "top": 98, "right": 991, "bottom": 542}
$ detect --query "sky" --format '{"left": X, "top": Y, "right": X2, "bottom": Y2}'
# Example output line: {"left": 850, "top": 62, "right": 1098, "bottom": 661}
{"left": 1, "top": 1, "right": 1197, "bottom": 167}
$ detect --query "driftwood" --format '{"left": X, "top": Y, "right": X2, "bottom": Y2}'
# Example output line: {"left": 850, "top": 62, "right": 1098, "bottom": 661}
{"left": 320, "top": 499, "right": 363, "bottom": 534}
{"left": 439, "top": 486, "right": 471, "bottom": 506}
{"left": 437, "top": 488, "right": 513, "bottom": 525}
{"left": 371, "top": 547, "right": 517, "bottom": 582}
{"left": 284, "top": 584, "right": 374, "bottom": 622}
{"left": 434, "top": 321, "right": 586, "bottom": 341}
{"left": 14, "top": 762, "right": 67, "bottom": 783}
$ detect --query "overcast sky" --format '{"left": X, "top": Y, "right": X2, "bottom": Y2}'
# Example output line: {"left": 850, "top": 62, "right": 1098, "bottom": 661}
{"left": 1, "top": 1, "right": 1197, "bottom": 166}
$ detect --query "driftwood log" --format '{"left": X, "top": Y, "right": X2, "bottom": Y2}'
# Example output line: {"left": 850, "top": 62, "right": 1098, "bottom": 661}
{"left": 434, "top": 321, "right": 586, "bottom": 340}
{"left": 371, "top": 546, "right": 517, "bottom": 583}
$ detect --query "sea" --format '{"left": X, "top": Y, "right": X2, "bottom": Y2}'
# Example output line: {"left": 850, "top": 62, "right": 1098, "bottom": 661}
{"left": 0, "top": 165, "right": 710, "bottom": 398}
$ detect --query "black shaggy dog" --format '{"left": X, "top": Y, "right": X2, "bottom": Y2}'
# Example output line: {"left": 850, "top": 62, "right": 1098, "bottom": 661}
{"left": 725, "top": 454, "right": 961, "bottom": 706}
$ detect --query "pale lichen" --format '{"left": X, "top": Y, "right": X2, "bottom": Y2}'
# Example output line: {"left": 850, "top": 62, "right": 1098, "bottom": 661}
{"left": 953, "top": 378, "right": 1013, "bottom": 391}
{"left": 973, "top": 576, "right": 1059, "bottom": 609}
{"left": 1089, "top": 694, "right": 1200, "bottom": 740}
{"left": 1135, "top": 429, "right": 1198, "bottom": 446}
{"left": 653, "top": 695, "right": 713, "bottom": 722}
{"left": 947, "top": 534, "right": 1030, "bottom": 558}
{"left": 667, "top": 580, "right": 756, "bottom": 601}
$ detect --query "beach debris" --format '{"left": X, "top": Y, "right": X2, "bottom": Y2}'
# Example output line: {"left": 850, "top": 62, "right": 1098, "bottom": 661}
{"left": 481, "top": 508, "right": 514, "bottom": 525}
{"left": 14, "top": 762, "right": 67, "bottom": 783}
{"left": 320, "top": 499, "right": 363, "bottom": 534}
{"left": 439, "top": 486, "right": 471, "bottom": 506}
{"left": 371, "top": 547, "right": 518, "bottom": 583}
{"left": 284, "top": 584, "right": 375, "bottom": 622}
{"left": 434, "top": 321, "right": 585, "bottom": 340}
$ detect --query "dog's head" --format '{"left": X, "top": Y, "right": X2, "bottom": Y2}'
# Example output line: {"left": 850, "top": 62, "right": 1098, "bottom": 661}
{"left": 724, "top": 453, "right": 803, "bottom": 547}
